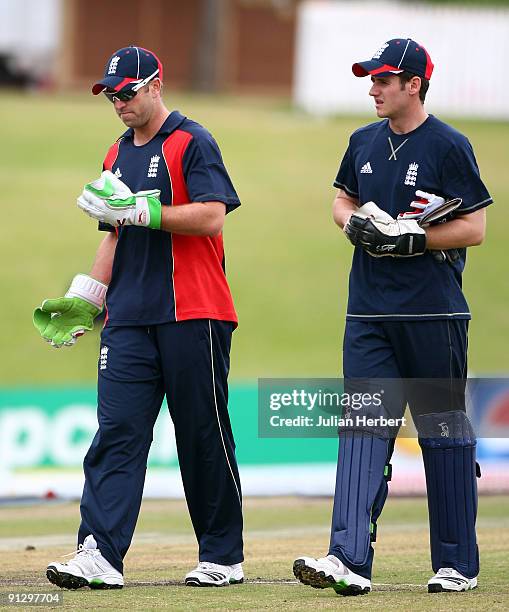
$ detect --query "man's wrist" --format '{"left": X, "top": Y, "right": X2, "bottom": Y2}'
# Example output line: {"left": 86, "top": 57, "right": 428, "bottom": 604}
{"left": 338, "top": 210, "right": 356, "bottom": 230}
{"left": 135, "top": 194, "right": 162, "bottom": 229}
{"left": 146, "top": 195, "right": 162, "bottom": 229}
{"left": 65, "top": 274, "right": 108, "bottom": 309}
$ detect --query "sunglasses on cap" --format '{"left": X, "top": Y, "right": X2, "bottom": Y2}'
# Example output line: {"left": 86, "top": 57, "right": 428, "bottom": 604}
{"left": 103, "top": 69, "right": 159, "bottom": 103}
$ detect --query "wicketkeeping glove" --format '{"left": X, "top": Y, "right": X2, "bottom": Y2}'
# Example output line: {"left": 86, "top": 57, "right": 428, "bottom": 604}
{"left": 345, "top": 202, "right": 426, "bottom": 257}
{"left": 398, "top": 190, "right": 462, "bottom": 226}
{"left": 33, "top": 274, "right": 107, "bottom": 348}
{"left": 77, "top": 170, "right": 162, "bottom": 229}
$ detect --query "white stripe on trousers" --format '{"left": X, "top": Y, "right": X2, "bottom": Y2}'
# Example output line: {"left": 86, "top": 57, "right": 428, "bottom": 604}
{"left": 208, "top": 320, "right": 242, "bottom": 505}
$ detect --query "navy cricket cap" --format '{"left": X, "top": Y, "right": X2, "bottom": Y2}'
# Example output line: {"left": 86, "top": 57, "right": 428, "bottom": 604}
{"left": 352, "top": 38, "right": 434, "bottom": 80}
{"left": 92, "top": 46, "right": 163, "bottom": 95}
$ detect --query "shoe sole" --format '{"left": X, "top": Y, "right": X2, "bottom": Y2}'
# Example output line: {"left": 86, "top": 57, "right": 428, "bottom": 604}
{"left": 293, "top": 559, "right": 370, "bottom": 597}
{"left": 46, "top": 567, "right": 123, "bottom": 590}
{"left": 428, "top": 583, "right": 477, "bottom": 593}
{"left": 185, "top": 577, "right": 244, "bottom": 587}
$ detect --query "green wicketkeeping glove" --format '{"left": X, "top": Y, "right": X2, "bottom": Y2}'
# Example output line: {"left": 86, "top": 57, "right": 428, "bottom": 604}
{"left": 77, "top": 170, "right": 162, "bottom": 229}
{"left": 33, "top": 274, "right": 107, "bottom": 348}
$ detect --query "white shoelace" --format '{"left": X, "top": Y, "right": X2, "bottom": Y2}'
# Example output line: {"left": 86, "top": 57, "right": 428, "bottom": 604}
{"left": 62, "top": 543, "right": 99, "bottom": 559}
{"left": 60, "top": 543, "right": 103, "bottom": 573}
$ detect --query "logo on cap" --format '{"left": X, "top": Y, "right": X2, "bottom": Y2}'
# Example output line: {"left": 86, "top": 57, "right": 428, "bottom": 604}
{"left": 108, "top": 56, "right": 121, "bottom": 75}
{"left": 372, "top": 43, "right": 389, "bottom": 60}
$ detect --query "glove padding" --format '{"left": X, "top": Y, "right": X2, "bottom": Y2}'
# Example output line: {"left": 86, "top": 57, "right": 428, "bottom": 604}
{"left": 33, "top": 298, "right": 101, "bottom": 348}
{"left": 398, "top": 190, "right": 462, "bottom": 226}
{"left": 345, "top": 202, "right": 426, "bottom": 257}
{"left": 33, "top": 274, "right": 106, "bottom": 348}
{"left": 77, "top": 170, "right": 162, "bottom": 229}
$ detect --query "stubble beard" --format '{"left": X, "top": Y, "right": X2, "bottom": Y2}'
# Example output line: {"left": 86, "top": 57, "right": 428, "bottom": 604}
{"left": 118, "top": 112, "right": 142, "bottom": 128}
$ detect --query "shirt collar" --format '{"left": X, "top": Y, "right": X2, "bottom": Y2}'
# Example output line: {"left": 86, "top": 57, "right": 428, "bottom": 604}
{"left": 121, "top": 110, "right": 187, "bottom": 141}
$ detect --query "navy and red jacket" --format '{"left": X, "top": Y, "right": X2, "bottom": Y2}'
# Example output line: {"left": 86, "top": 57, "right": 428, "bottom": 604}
{"left": 100, "top": 111, "right": 240, "bottom": 326}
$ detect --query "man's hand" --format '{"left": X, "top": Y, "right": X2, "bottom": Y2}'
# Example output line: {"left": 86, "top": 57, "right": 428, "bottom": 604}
{"left": 85, "top": 169, "right": 133, "bottom": 200}
{"left": 33, "top": 298, "right": 101, "bottom": 348}
{"left": 33, "top": 274, "right": 106, "bottom": 348}
{"left": 77, "top": 171, "right": 162, "bottom": 229}
{"left": 345, "top": 202, "right": 426, "bottom": 257}
{"left": 398, "top": 190, "right": 462, "bottom": 226}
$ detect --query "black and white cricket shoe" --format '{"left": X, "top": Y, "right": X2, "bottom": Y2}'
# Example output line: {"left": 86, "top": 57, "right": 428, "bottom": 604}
{"left": 46, "top": 535, "right": 123, "bottom": 590}
{"left": 293, "top": 555, "right": 371, "bottom": 596}
{"left": 428, "top": 567, "right": 477, "bottom": 592}
{"left": 185, "top": 561, "right": 244, "bottom": 587}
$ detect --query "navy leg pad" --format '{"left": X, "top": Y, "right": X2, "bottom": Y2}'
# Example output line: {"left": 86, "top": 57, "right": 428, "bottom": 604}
{"left": 329, "top": 432, "right": 392, "bottom": 577}
{"left": 417, "top": 411, "right": 479, "bottom": 579}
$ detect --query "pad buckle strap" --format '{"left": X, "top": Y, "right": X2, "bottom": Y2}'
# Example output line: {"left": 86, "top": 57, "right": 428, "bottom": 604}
{"left": 370, "top": 522, "right": 377, "bottom": 542}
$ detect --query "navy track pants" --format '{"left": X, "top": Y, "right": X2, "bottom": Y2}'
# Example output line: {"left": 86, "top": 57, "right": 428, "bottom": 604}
{"left": 78, "top": 319, "right": 243, "bottom": 573}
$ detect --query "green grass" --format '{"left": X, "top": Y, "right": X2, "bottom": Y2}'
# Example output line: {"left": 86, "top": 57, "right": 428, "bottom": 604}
{"left": 0, "top": 496, "right": 508, "bottom": 610}
{"left": 1, "top": 92, "right": 508, "bottom": 383}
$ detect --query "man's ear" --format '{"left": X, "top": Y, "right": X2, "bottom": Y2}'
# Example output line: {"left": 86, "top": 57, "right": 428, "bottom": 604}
{"left": 150, "top": 78, "right": 162, "bottom": 97}
{"left": 408, "top": 75, "right": 422, "bottom": 97}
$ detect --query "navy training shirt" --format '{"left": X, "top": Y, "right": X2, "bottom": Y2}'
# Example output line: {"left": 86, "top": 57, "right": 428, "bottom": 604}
{"left": 334, "top": 115, "right": 492, "bottom": 321}
{"left": 99, "top": 111, "right": 240, "bottom": 326}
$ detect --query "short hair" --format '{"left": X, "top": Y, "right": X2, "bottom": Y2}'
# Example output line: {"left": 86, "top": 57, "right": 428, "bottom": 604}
{"left": 398, "top": 71, "right": 429, "bottom": 103}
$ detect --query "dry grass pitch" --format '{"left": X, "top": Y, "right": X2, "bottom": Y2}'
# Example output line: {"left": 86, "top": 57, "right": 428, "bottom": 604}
{"left": 0, "top": 495, "right": 508, "bottom": 610}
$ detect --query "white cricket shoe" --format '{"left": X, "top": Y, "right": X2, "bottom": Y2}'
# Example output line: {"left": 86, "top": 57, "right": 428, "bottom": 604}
{"left": 185, "top": 562, "right": 244, "bottom": 587}
{"left": 293, "top": 555, "right": 371, "bottom": 596}
{"left": 46, "top": 535, "right": 123, "bottom": 590}
{"left": 428, "top": 567, "right": 477, "bottom": 592}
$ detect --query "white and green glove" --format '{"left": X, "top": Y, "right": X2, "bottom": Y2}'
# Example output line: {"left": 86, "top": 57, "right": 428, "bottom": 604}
{"left": 77, "top": 170, "right": 162, "bottom": 229}
{"left": 33, "top": 274, "right": 107, "bottom": 348}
